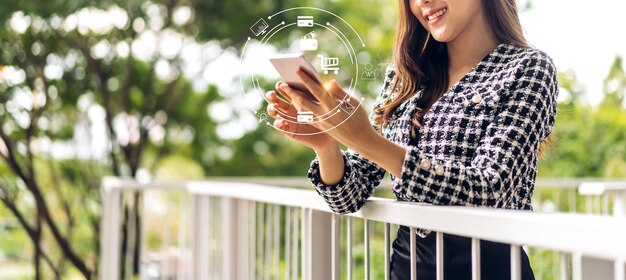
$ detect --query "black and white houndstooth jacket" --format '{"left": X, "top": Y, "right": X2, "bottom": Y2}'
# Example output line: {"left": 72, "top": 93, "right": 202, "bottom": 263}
{"left": 307, "top": 43, "right": 559, "bottom": 232}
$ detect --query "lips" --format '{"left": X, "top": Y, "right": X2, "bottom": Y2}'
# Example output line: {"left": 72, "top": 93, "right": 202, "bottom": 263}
{"left": 424, "top": 7, "right": 448, "bottom": 22}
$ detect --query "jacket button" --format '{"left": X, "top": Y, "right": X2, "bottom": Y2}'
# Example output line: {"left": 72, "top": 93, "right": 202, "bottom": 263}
{"left": 419, "top": 158, "right": 431, "bottom": 170}
{"left": 435, "top": 164, "right": 445, "bottom": 175}
{"left": 471, "top": 94, "right": 482, "bottom": 104}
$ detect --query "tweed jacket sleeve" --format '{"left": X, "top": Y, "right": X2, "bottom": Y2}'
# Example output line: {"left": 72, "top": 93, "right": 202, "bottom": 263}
{"left": 306, "top": 67, "right": 395, "bottom": 214}
{"left": 400, "top": 52, "right": 558, "bottom": 207}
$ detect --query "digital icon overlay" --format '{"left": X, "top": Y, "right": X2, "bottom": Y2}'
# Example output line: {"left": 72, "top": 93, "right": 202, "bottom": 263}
{"left": 318, "top": 55, "right": 340, "bottom": 75}
{"left": 300, "top": 31, "right": 318, "bottom": 51}
{"left": 297, "top": 16, "right": 314, "bottom": 27}
{"left": 361, "top": 63, "right": 376, "bottom": 80}
{"left": 296, "top": 111, "right": 314, "bottom": 123}
{"left": 240, "top": 8, "right": 368, "bottom": 136}
{"left": 250, "top": 18, "right": 269, "bottom": 36}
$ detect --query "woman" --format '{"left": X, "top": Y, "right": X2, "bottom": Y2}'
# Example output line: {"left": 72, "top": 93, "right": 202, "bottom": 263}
{"left": 266, "top": 0, "right": 557, "bottom": 278}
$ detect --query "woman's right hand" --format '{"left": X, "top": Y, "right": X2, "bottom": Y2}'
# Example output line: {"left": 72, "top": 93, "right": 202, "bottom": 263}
{"left": 266, "top": 81, "right": 339, "bottom": 152}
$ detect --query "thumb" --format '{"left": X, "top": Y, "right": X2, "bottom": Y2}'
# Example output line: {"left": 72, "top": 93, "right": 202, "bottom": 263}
{"left": 328, "top": 79, "right": 357, "bottom": 106}
{"left": 328, "top": 79, "right": 348, "bottom": 99}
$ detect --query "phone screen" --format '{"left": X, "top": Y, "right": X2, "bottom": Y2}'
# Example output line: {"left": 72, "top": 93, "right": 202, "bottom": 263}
{"left": 270, "top": 53, "right": 323, "bottom": 102}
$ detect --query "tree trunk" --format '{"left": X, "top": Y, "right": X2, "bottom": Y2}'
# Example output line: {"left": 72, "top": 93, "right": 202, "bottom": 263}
{"left": 33, "top": 189, "right": 46, "bottom": 280}
{"left": 33, "top": 219, "right": 41, "bottom": 280}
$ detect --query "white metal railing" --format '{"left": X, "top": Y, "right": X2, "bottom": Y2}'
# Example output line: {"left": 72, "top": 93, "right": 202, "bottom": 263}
{"left": 579, "top": 181, "right": 626, "bottom": 217}
{"left": 100, "top": 178, "right": 626, "bottom": 280}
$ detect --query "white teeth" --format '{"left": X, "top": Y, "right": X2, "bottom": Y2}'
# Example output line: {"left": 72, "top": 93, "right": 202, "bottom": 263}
{"left": 427, "top": 8, "right": 447, "bottom": 21}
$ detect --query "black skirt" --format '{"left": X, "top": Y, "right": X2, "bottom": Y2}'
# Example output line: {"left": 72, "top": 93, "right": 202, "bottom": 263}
{"left": 390, "top": 226, "right": 535, "bottom": 280}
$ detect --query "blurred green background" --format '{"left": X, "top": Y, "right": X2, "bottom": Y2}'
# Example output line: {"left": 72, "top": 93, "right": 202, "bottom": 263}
{"left": 0, "top": 0, "right": 625, "bottom": 279}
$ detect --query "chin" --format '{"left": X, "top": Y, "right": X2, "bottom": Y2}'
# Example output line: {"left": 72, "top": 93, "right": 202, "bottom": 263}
{"left": 430, "top": 33, "right": 451, "bottom": 43}
{"left": 427, "top": 26, "right": 452, "bottom": 42}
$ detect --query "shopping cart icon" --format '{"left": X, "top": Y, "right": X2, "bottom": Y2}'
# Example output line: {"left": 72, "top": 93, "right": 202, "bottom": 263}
{"left": 318, "top": 55, "right": 339, "bottom": 75}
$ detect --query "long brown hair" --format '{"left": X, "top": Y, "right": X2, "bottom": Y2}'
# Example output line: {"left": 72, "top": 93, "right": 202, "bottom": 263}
{"left": 374, "top": 0, "right": 553, "bottom": 155}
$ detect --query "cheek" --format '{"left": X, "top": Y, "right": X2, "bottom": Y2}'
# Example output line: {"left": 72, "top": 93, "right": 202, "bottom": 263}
{"left": 409, "top": 2, "right": 429, "bottom": 30}
{"left": 416, "top": 18, "right": 429, "bottom": 32}
{"left": 451, "top": 0, "right": 482, "bottom": 26}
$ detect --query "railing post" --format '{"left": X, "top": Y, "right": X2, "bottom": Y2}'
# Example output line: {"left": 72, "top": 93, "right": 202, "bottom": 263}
{"left": 614, "top": 192, "right": 625, "bottom": 218}
{"left": 560, "top": 252, "right": 570, "bottom": 280}
{"left": 239, "top": 200, "right": 250, "bottom": 280}
{"left": 301, "top": 208, "right": 333, "bottom": 280}
{"left": 364, "top": 219, "right": 371, "bottom": 280}
{"left": 99, "top": 182, "right": 121, "bottom": 280}
{"left": 302, "top": 208, "right": 309, "bottom": 280}
{"left": 572, "top": 252, "right": 582, "bottom": 280}
{"left": 331, "top": 214, "right": 341, "bottom": 280}
{"left": 436, "top": 232, "right": 444, "bottom": 280}
{"left": 222, "top": 197, "right": 242, "bottom": 279}
{"left": 510, "top": 245, "right": 521, "bottom": 280}
{"left": 384, "top": 223, "right": 391, "bottom": 280}
{"left": 191, "top": 194, "right": 211, "bottom": 280}
{"left": 615, "top": 257, "right": 625, "bottom": 280}
{"left": 472, "top": 238, "right": 481, "bottom": 280}
{"left": 292, "top": 207, "right": 299, "bottom": 280}
{"left": 347, "top": 217, "right": 353, "bottom": 280}
{"left": 410, "top": 227, "right": 417, "bottom": 280}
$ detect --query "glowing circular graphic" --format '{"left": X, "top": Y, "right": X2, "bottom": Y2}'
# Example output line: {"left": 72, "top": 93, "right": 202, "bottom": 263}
{"left": 239, "top": 7, "right": 368, "bottom": 136}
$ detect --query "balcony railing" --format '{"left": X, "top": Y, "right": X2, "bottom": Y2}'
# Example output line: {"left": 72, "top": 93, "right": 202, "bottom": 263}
{"left": 100, "top": 177, "right": 626, "bottom": 280}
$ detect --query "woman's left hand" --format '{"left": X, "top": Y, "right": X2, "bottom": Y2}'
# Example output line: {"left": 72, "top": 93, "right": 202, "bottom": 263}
{"left": 277, "top": 67, "right": 377, "bottom": 149}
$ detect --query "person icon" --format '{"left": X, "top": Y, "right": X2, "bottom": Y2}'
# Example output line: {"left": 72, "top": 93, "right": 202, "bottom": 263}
{"left": 361, "top": 63, "right": 376, "bottom": 80}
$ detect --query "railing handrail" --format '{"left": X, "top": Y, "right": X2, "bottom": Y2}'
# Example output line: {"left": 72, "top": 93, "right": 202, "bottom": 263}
{"left": 103, "top": 178, "right": 626, "bottom": 261}
{"left": 102, "top": 176, "right": 626, "bottom": 190}
{"left": 579, "top": 181, "right": 626, "bottom": 195}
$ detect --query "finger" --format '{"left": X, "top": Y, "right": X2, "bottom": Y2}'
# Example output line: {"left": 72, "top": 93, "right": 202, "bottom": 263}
{"left": 296, "top": 68, "right": 329, "bottom": 102}
{"left": 273, "top": 118, "right": 297, "bottom": 138}
{"left": 327, "top": 79, "right": 347, "bottom": 99}
{"left": 275, "top": 81, "right": 292, "bottom": 102}
{"left": 267, "top": 103, "right": 280, "bottom": 119}
{"left": 268, "top": 103, "right": 297, "bottom": 121}
{"left": 266, "top": 90, "right": 293, "bottom": 111}
{"left": 273, "top": 118, "right": 287, "bottom": 130}
{"left": 266, "top": 90, "right": 279, "bottom": 103}
{"left": 279, "top": 82, "right": 316, "bottom": 111}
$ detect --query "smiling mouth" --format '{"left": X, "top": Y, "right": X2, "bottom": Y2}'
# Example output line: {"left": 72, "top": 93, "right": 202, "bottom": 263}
{"left": 427, "top": 7, "right": 448, "bottom": 22}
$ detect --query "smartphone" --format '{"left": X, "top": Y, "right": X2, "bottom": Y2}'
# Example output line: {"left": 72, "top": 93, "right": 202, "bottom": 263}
{"left": 269, "top": 53, "right": 323, "bottom": 102}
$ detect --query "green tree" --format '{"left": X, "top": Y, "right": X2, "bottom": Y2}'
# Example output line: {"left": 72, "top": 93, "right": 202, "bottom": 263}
{"left": 602, "top": 56, "right": 626, "bottom": 107}
{"left": 538, "top": 58, "right": 626, "bottom": 178}
{"left": 0, "top": 0, "right": 398, "bottom": 277}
